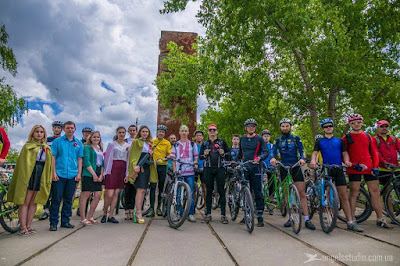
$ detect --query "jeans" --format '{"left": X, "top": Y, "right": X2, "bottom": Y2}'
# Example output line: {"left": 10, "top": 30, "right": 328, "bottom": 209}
{"left": 182, "top": 175, "right": 195, "bottom": 215}
{"left": 204, "top": 167, "right": 226, "bottom": 216}
{"left": 245, "top": 165, "right": 264, "bottom": 215}
{"left": 49, "top": 177, "right": 77, "bottom": 226}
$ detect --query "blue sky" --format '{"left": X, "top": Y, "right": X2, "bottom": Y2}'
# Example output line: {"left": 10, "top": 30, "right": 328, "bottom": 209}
{"left": 0, "top": 0, "right": 207, "bottom": 150}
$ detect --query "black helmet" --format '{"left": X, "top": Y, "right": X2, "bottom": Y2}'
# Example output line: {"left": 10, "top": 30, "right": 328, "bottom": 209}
{"left": 156, "top": 125, "right": 167, "bottom": 132}
{"left": 82, "top": 127, "right": 93, "bottom": 133}
{"left": 52, "top": 121, "right": 63, "bottom": 127}
{"left": 279, "top": 118, "right": 292, "bottom": 126}
{"left": 194, "top": 130, "right": 204, "bottom": 136}
{"left": 261, "top": 129, "right": 271, "bottom": 136}
{"left": 244, "top": 118, "right": 258, "bottom": 126}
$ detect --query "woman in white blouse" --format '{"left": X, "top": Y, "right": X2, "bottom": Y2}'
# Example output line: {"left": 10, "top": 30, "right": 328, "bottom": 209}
{"left": 102, "top": 127, "right": 129, "bottom": 223}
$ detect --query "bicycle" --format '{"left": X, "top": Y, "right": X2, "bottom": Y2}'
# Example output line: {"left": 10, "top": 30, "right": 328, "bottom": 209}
{"left": 224, "top": 160, "right": 255, "bottom": 233}
{"left": 381, "top": 163, "right": 400, "bottom": 225}
{"left": 261, "top": 163, "right": 286, "bottom": 216}
{"left": 265, "top": 161, "right": 302, "bottom": 234}
{"left": 305, "top": 164, "right": 339, "bottom": 233}
{"left": 0, "top": 172, "right": 20, "bottom": 233}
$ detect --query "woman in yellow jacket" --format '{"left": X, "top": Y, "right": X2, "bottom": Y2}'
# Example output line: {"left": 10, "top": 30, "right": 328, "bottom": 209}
{"left": 8, "top": 125, "right": 53, "bottom": 236}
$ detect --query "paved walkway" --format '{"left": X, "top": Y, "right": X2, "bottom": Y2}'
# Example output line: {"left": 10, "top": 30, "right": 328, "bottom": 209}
{"left": 0, "top": 204, "right": 399, "bottom": 266}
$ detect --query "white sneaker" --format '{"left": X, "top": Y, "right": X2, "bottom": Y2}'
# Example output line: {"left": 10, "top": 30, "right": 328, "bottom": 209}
{"left": 188, "top": 215, "right": 196, "bottom": 223}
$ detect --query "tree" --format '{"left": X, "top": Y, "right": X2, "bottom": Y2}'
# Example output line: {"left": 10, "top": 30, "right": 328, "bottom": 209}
{"left": 160, "top": 0, "right": 400, "bottom": 146}
{"left": 5, "top": 148, "right": 19, "bottom": 163}
{"left": 0, "top": 24, "right": 27, "bottom": 127}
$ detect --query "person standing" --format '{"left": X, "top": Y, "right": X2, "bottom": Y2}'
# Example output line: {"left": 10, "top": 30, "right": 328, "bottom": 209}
{"left": 170, "top": 125, "right": 199, "bottom": 222}
{"left": 128, "top": 125, "right": 156, "bottom": 224}
{"left": 200, "top": 124, "right": 230, "bottom": 224}
{"left": 125, "top": 125, "right": 137, "bottom": 144}
{"left": 49, "top": 121, "right": 83, "bottom": 231}
{"left": 8, "top": 125, "right": 53, "bottom": 236}
{"left": 81, "top": 127, "right": 93, "bottom": 145}
{"left": 124, "top": 124, "right": 138, "bottom": 220}
{"left": 194, "top": 130, "right": 206, "bottom": 209}
{"left": 79, "top": 131, "right": 104, "bottom": 226}
{"left": 39, "top": 120, "right": 63, "bottom": 221}
{"left": 103, "top": 126, "right": 130, "bottom": 224}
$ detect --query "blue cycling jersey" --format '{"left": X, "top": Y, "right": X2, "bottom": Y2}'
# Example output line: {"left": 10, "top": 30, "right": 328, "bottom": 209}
{"left": 314, "top": 136, "right": 346, "bottom": 165}
{"left": 270, "top": 134, "right": 305, "bottom": 166}
{"left": 196, "top": 143, "right": 204, "bottom": 169}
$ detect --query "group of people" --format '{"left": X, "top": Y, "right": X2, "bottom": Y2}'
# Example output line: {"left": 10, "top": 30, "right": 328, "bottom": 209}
{"left": 2, "top": 112, "right": 399, "bottom": 236}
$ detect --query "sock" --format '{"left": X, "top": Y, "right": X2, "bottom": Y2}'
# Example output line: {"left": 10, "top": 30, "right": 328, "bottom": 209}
{"left": 304, "top": 216, "right": 309, "bottom": 222}
{"left": 257, "top": 212, "right": 263, "bottom": 218}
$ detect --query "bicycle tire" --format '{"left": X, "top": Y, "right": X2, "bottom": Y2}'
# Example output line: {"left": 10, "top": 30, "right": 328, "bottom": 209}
{"left": 338, "top": 186, "right": 372, "bottom": 223}
{"left": 142, "top": 189, "right": 151, "bottom": 216}
{"left": 305, "top": 180, "right": 317, "bottom": 220}
{"left": 242, "top": 186, "right": 255, "bottom": 233}
{"left": 319, "top": 182, "right": 339, "bottom": 234}
{"left": 277, "top": 179, "right": 287, "bottom": 217}
{"left": 196, "top": 185, "right": 205, "bottom": 210}
{"left": 167, "top": 182, "right": 192, "bottom": 229}
{"left": 288, "top": 184, "right": 302, "bottom": 234}
{"left": 384, "top": 185, "right": 400, "bottom": 226}
{"left": 227, "top": 184, "right": 239, "bottom": 221}
{"left": 0, "top": 190, "right": 20, "bottom": 233}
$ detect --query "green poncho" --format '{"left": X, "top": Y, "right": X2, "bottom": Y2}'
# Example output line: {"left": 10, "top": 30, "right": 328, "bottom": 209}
{"left": 7, "top": 141, "right": 53, "bottom": 205}
{"left": 128, "top": 139, "right": 157, "bottom": 184}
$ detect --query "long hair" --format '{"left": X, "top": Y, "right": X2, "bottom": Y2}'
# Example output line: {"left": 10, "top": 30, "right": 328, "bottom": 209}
{"left": 28, "top": 125, "right": 47, "bottom": 143}
{"left": 135, "top": 125, "right": 153, "bottom": 144}
{"left": 113, "top": 126, "right": 126, "bottom": 141}
{"left": 86, "top": 131, "right": 103, "bottom": 151}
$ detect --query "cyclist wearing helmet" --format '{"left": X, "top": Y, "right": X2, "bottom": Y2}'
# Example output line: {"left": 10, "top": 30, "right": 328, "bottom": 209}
{"left": 342, "top": 114, "right": 391, "bottom": 229}
{"left": 270, "top": 118, "right": 316, "bottom": 230}
{"left": 40, "top": 120, "right": 63, "bottom": 220}
{"left": 81, "top": 127, "right": 93, "bottom": 144}
{"left": 194, "top": 129, "right": 206, "bottom": 204}
{"left": 309, "top": 119, "right": 360, "bottom": 231}
{"left": 148, "top": 125, "right": 172, "bottom": 217}
{"left": 238, "top": 118, "right": 269, "bottom": 227}
{"left": 0, "top": 126, "right": 10, "bottom": 167}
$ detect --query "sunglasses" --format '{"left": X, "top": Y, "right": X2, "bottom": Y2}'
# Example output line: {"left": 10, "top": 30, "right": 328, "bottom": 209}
{"left": 379, "top": 125, "right": 389, "bottom": 128}
{"left": 350, "top": 121, "right": 363, "bottom": 125}
{"left": 208, "top": 128, "right": 217, "bottom": 132}
{"left": 322, "top": 125, "right": 334, "bottom": 129}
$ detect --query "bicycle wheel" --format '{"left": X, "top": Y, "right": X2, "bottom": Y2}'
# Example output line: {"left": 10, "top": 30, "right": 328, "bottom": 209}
{"left": 338, "top": 186, "right": 372, "bottom": 223}
{"left": 319, "top": 182, "right": 339, "bottom": 234}
{"left": 196, "top": 185, "right": 205, "bottom": 210}
{"left": 167, "top": 182, "right": 192, "bottom": 229}
{"left": 241, "top": 186, "right": 255, "bottom": 233}
{"left": 160, "top": 196, "right": 168, "bottom": 218}
{"left": 142, "top": 189, "right": 151, "bottom": 216}
{"left": 227, "top": 185, "right": 239, "bottom": 221}
{"left": 278, "top": 186, "right": 287, "bottom": 217}
{"left": 288, "top": 184, "right": 302, "bottom": 234}
{"left": 384, "top": 185, "right": 400, "bottom": 226}
{"left": 305, "top": 180, "right": 317, "bottom": 220}
{"left": 0, "top": 190, "right": 20, "bottom": 233}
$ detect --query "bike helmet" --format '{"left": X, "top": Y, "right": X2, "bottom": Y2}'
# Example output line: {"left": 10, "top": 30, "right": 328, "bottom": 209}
{"left": 315, "top": 134, "right": 324, "bottom": 141}
{"left": 244, "top": 118, "right": 258, "bottom": 126}
{"left": 347, "top": 114, "right": 363, "bottom": 123}
{"left": 157, "top": 125, "right": 167, "bottom": 132}
{"left": 261, "top": 129, "right": 271, "bottom": 136}
{"left": 52, "top": 121, "right": 63, "bottom": 127}
{"left": 320, "top": 118, "right": 334, "bottom": 128}
{"left": 279, "top": 118, "right": 292, "bottom": 126}
{"left": 82, "top": 127, "right": 93, "bottom": 133}
{"left": 194, "top": 130, "right": 204, "bottom": 136}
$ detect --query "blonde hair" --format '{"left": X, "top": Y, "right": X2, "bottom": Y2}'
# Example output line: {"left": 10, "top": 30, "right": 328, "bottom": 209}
{"left": 28, "top": 125, "right": 47, "bottom": 143}
{"left": 135, "top": 125, "right": 153, "bottom": 144}
{"left": 86, "top": 131, "right": 103, "bottom": 151}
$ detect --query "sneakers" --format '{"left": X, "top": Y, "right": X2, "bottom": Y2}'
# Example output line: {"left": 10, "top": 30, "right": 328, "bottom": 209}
{"left": 202, "top": 215, "right": 212, "bottom": 224}
{"left": 347, "top": 222, "right": 364, "bottom": 232}
{"left": 101, "top": 215, "right": 107, "bottom": 223}
{"left": 188, "top": 215, "right": 196, "bottom": 223}
{"left": 269, "top": 209, "right": 274, "bottom": 216}
{"left": 146, "top": 209, "right": 155, "bottom": 218}
{"left": 305, "top": 220, "right": 316, "bottom": 230}
{"left": 257, "top": 217, "right": 264, "bottom": 227}
{"left": 240, "top": 218, "right": 245, "bottom": 224}
{"left": 60, "top": 223, "right": 75, "bottom": 229}
{"left": 49, "top": 225, "right": 57, "bottom": 231}
{"left": 284, "top": 219, "right": 291, "bottom": 227}
{"left": 156, "top": 208, "right": 162, "bottom": 216}
{"left": 38, "top": 211, "right": 49, "bottom": 221}
{"left": 377, "top": 219, "right": 392, "bottom": 229}
{"left": 107, "top": 217, "right": 119, "bottom": 223}
{"left": 221, "top": 216, "right": 229, "bottom": 224}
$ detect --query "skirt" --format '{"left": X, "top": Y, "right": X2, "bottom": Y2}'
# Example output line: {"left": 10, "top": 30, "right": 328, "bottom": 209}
{"left": 135, "top": 153, "right": 150, "bottom": 189}
{"left": 105, "top": 160, "right": 126, "bottom": 189}
{"left": 27, "top": 161, "right": 45, "bottom": 191}
{"left": 82, "top": 166, "right": 103, "bottom": 192}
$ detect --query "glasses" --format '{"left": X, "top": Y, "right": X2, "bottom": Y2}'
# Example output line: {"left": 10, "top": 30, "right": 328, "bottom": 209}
{"left": 322, "top": 125, "right": 334, "bottom": 129}
{"left": 247, "top": 125, "right": 256, "bottom": 128}
{"left": 380, "top": 125, "right": 389, "bottom": 128}
{"left": 208, "top": 128, "right": 217, "bottom": 132}
{"left": 350, "top": 121, "right": 363, "bottom": 125}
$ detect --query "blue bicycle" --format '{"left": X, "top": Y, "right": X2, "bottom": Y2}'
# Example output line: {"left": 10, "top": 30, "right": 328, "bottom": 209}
{"left": 305, "top": 164, "right": 339, "bottom": 233}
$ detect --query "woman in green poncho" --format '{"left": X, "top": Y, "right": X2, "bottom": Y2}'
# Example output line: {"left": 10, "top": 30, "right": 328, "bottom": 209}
{"left": 7, "top": 125, "right": 53, "bottom": 236}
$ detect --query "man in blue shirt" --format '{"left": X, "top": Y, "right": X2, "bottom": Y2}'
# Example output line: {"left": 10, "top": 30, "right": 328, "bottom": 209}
{"left": 270, "top": 118, "right": 315, "bottom": 230}
{"left": 49, "top": 121, "right": 84, "bottom": 231}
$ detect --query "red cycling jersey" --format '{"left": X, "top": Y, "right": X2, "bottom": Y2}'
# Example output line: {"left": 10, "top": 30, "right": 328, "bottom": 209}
{"left": 0, "top": 126, "right": 10, "bottom": 159}
{"left": 372, "top": 135, "right": 400, "bottom": 169}
{"left": 342, "top": 131, "right": 379, "bottom": 175}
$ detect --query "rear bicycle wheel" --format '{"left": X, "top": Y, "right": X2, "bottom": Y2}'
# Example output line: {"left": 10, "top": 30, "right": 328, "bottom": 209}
{"left": 242, "top": 186, "right": 255, "bottom": 233}
{"left": 338, "top": 186, "right": 372, "bottom": 223}
{"left": 384, "top": 185, "right": 400, "bottom": 226}
{"left": 319, "top": 182, "right": 339, "bottom": 234}
{"left": 167, "top": 182, "right": 192, "bottom": 229}
{"left": 0, "top": 190, "right": 20, "bottom": 233}
{"left": 288, "top": 184, "right": 302, "bottom": 234}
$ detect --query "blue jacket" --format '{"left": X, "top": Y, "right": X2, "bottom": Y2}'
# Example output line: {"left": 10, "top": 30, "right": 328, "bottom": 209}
{"left": 270, "top": 134, "right": 305, "bottom": 166}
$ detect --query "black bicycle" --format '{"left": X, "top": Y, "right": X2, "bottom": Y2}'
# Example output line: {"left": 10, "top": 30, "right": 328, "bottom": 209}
{"left": 0, "top": 172, "right": 20, "bottom": 233}
{"left": 381, "top": 163, "right": 400, "bottom": 225}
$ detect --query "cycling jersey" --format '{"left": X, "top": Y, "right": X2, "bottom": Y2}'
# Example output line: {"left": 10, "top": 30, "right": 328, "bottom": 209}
{"left": 270, "top": 134, "right": 305, "bottom": 165}
{"left": 200, "top": 138, "right": 230, "bottom": 168}
{"left": 263, "top": 143, "right": 273, "bottom": 167}
{"left": 196, "top": 143, "right": 204, "bottom": 170}
{"left": 46, "top": 135, "right": 61, "bottom": 147}
{"left": 230, "top": 147, "right": 240, "bottom": 162}
{"left": 0, "top": 126, "right": 10, "bottom": 159}
{"left": 313, "top": 137, "right": 346, "bottom": 165}
{"left": 238, "top": 135, "right": 268, "bottom": 162}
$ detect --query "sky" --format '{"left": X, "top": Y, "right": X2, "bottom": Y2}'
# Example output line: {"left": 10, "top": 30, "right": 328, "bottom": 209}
{"left": 0, "top": 0, "right": 206, "bottom": 150}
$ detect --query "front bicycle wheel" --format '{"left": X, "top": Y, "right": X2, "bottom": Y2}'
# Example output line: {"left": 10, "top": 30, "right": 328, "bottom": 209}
{"left": 319, "top": 182, "right": 339, "bottom": 234}
{"left": 241, "top": 186, "right": 255, "bottom": 233}
{"left": 288, "top": 184, "right": 302, "bottom": 234}
{"left": 167, "top": 182, "right": 192, "bottom": 229}
{"left": 384, "top": 185, "right": 400, "bottom": 226}
{"left": 0, "top": 190, "right": 20, "bottom": 233}
{"left": 338, "top": 186, "right": 372, "bottom": 223}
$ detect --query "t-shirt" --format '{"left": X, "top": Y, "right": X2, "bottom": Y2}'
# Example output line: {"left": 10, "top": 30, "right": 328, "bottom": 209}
{"left": 153, "top": 138, "right": 172, "bottom": 166}
{"left": 170, "top": 140, "right": 199, "bottom": 176}
{"left": 314, "top": 137, "right": 346, "bottom": 165}
{"left": 230, "top": 147, "right": 240, "bottom": 162}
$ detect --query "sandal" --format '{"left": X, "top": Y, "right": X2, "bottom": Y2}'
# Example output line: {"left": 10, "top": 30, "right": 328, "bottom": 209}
{"left": 88, "top": 218, "right": 99, "bottom": 225}
{"left": 18, "top": 229, "right": 30, "bottom": 237}
{"left": 27, "top": 228, "right": 37, "bottom": 235}
{"left": 80, "top": 219, "right": 92, "bottom": 226}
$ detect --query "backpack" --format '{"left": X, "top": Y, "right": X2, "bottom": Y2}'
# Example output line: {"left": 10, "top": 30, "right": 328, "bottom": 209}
{"left": 374, "top": 135, "right": 397, "bottom": 148}
{"left": 277, "top": 135, "right": 299, "bottom": 151}
{"left": 345, "top": 132, "right": 372, "bottom": 155}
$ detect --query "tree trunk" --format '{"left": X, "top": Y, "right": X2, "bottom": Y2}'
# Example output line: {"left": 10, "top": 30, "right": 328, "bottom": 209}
{"left": 328, "top": 86, "right": 339, "bottom": 120}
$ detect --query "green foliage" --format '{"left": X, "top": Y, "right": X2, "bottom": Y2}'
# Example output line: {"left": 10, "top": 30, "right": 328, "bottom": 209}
{"left": 5, "top": 148, "right": 19, "bottom": 163}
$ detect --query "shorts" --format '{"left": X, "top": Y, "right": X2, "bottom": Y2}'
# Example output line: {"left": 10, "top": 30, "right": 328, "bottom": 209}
{"left": 82, "top": 166, "right": 103, "bottom": 192}
{"left": 328, "top": 168, "right": 347, "bottom": 186}
{"left": 280, "top": 166, "right": 304, "bottom": 183}
{"left": 27, "top": 161, "right": 45, "bottom": 191}
{"left": 348, "top": 174, "right": 378, "bottom": 182}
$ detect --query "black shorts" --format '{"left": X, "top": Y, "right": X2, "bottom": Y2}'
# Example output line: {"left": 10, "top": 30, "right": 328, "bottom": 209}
{"left": 27, "top": 161, "right": 45, "bottom": 191}
{"left": 82, "top": 166, "right": 102, "bottom": 192}
{"left": 280, "top": 166, "right": 304, "bottom": 183}
{"left": 348, "top": 174, "right": 378, "bottom": 182}
{"left": 328, "top": 168, "right": 347, "bottom": 186}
